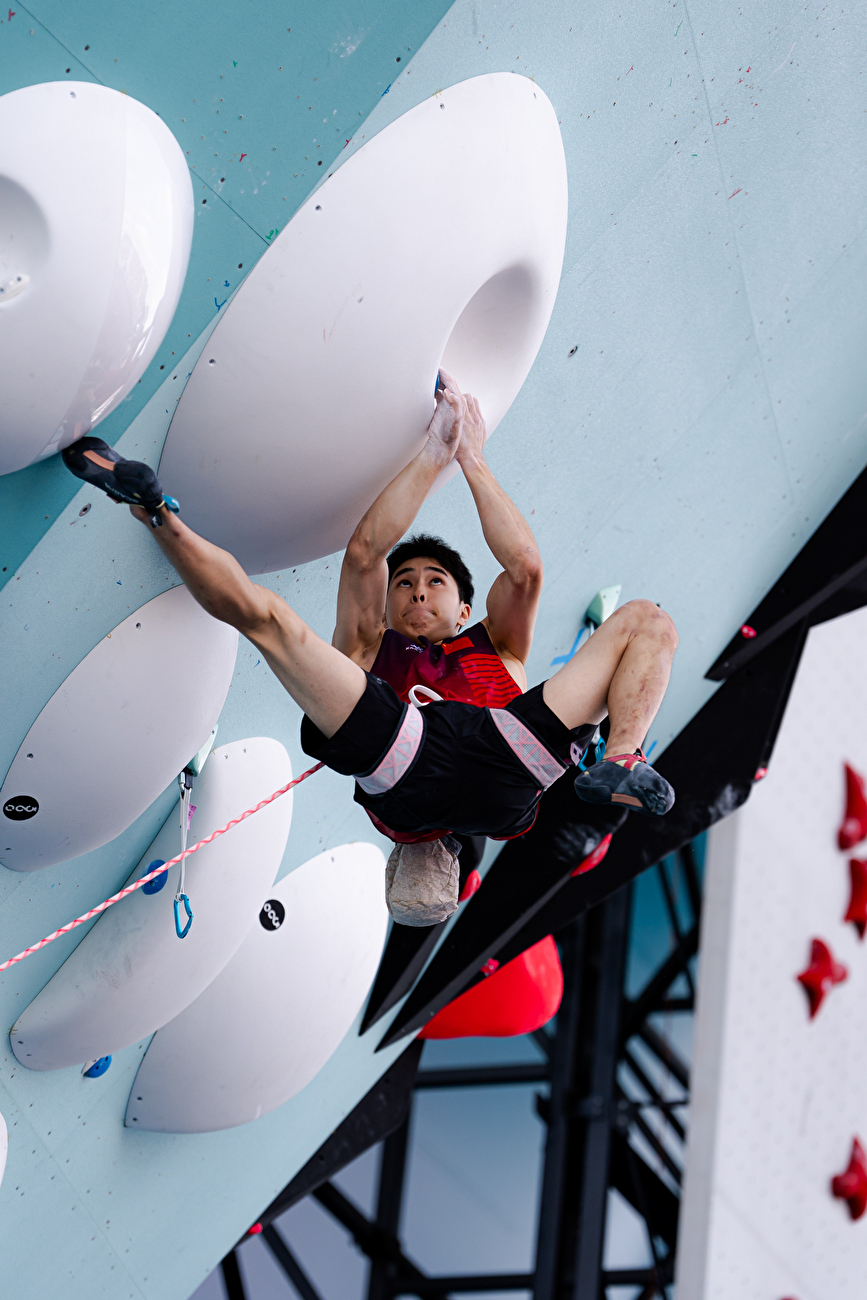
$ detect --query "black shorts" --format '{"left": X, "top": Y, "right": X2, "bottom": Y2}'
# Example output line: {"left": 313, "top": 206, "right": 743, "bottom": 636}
{"left": 300, "top": 676, "right": 597, "bottom": 839}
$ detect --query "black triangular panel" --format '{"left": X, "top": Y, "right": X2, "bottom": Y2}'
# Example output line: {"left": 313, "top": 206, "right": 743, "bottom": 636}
{"left": 360, "top": 923, "right": 444, "bottom": 1035}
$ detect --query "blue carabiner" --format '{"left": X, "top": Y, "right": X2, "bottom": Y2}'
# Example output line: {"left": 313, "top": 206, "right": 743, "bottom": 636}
{"left": 173, "top": 893, "right": 194, "bottom": 939}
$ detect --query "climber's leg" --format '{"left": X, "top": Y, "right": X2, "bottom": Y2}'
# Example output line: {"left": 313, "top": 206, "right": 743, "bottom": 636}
{"left": 543, "top": 600, "right": 679, "bottom": 816}
{"left": 542, "top": 599, "right": 677, "bottom": 752}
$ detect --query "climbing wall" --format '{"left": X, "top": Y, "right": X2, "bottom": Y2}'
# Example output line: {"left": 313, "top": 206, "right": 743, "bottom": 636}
{"left": 1, "top": 1, "right": 865, "bottom": 1298}
{"left": 679, "top": 605, "right": 867, "bottom": 1299}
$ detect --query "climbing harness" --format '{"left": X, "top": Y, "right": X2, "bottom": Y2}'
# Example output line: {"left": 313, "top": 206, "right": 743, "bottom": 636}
{"left": 488, "top": 708, "right": 567, "bottom": 791}
{"left": 355, "top": 705, "right": 425, "bottom": 796}
{"left": 407, "top": 684, "right": 444, "bottom": 707}
{"left": 0, "top": 761, "right": 324, "bottom": 974}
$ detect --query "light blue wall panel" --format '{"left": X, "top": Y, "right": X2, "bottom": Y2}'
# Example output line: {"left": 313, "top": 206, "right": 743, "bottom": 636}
{"left": 351, "top": 0, "right": 867, "bottom": 750}
{"left": 0, "top": 0, "right": 865, "bottom": 1296}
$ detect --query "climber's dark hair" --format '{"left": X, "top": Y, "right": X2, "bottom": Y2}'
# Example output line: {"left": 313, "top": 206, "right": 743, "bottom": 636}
{"left": 386, "top": 534, "right": 474, "bottom": 607}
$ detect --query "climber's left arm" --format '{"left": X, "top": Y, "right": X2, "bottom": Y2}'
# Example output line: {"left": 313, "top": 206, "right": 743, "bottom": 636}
{"left": 456, "top": 395, "right": 543, "bottom": 674}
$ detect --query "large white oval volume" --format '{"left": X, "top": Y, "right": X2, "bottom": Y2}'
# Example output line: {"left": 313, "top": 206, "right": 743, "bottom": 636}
{"left": 0, "top": 81, "right": 193, "bottom": 474}
{"left": 10, "top": 738, "right": 293, "bottom": 1070}
{"left": 0, "top": 586, "right": 237, "bottom": 872}
{"left": 160, "top": 74, "right": 567, "bottom": 573}
{"left": 125, "top": 843, "right": 387, "bottom": 1132}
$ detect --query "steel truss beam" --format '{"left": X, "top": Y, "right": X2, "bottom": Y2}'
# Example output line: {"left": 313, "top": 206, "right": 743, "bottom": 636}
{"left": 219, "top": 1251, "right": 247, "bottom": 1300}
{"left": 262, "top": 1225, "right": 324, "bottom": 1300}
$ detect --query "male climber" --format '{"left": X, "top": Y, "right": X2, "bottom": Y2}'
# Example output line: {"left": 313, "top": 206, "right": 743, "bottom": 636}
{"left": 63, "top": 370, "right": 678, "bottom": 925}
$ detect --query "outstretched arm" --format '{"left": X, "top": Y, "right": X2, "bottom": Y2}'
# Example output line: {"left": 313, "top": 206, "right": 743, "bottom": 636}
{"left": 455, "top": 395, "right": 543, "bottom": 674}
{"left": 333, "top": 373, "right": 464, "bottom": 667}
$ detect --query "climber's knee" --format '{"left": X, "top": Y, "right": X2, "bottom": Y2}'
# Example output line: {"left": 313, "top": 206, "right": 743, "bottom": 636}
{"left": 614, "top": 599, "right": 678, "bottom": 651}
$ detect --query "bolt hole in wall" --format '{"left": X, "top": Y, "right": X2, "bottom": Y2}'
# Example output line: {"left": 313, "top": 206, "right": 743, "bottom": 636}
{"left": 189, "top": 838, "right": 704, "bottom": 1299}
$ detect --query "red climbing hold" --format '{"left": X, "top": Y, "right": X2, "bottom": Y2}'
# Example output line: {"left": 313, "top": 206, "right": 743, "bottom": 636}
{"left": 459, "top": 869, "right": 481, "bottom": 902}
{"left": 571, "top": 832, "right": 613, "bottom": 877}
{"left": 246, "top": 1222, "right": 263, "bottom": 1236}
{"left": 831, "top": 1137, "right": 867, "bottom": 1220}
{"left": 797, "top": 938, "right": 848, "bottom": 1019}
{"left": 740, "top": 624, "right": 757, "bottom": 638}
{"left": 839, "top": 763, "right": 867, "bottom": 850}
{"left": 420, "top": 936, "right": 563, "bottom": 1039}
{"left": 844, "top": 859, "right": 867, "bottom": 940}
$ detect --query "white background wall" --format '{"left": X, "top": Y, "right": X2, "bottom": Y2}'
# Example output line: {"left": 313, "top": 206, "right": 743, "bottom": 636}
{"left": 679, "top": 606, "right": 867, "bottom": 1299}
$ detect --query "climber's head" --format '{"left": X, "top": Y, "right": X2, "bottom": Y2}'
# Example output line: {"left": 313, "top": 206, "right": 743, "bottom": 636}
{"left": 385, "top": 534, "right": 474, "bottom": 643}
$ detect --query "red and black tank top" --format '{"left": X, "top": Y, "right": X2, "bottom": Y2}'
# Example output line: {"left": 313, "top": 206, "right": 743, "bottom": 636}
{"left": 370, "top": 621, "right": 522, "bottom": 709}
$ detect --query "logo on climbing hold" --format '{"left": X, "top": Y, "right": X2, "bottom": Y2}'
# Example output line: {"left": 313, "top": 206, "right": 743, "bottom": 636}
{"left": 3, "top": 795, "right": 38, "bottom": 820}
{"left": 259, "top": 898, "right": 285, "bottom": 931}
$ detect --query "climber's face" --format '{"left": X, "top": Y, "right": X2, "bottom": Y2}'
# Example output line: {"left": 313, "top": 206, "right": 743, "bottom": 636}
{"left": 386, "top": 557, "right": 471, "bottom": 644}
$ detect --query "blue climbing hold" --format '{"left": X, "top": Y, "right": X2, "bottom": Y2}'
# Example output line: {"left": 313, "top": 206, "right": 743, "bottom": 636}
{"left": 83, "top": 1055, "right": 112, "bottom": 1079}
{"left": 141, "top": 859, "right": 168, "bottom": 895}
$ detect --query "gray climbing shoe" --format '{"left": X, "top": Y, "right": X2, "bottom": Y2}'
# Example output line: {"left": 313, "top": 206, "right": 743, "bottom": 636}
{"left": 574, "top": 749, "right": 675, "bottom": 817}
{"left": 385, "top": 839, "right": 460, "bottom": 927}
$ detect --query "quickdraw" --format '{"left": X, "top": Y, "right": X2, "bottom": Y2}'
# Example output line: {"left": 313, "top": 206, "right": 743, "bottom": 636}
{"left": 174, "top": 769, "right": 195, "bottom": 938}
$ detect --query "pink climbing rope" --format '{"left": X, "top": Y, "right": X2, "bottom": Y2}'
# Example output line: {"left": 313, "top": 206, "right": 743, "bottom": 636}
{"left": 0, "top": 762, "right": 324, "bottom": 974}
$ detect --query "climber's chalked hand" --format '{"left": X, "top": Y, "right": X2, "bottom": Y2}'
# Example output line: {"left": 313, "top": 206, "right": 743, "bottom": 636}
{"left": 62, "top": 437, "right": 179, "bottom": 528}
{"left": 427, "top": 368, "right": 465, "bottom": 463}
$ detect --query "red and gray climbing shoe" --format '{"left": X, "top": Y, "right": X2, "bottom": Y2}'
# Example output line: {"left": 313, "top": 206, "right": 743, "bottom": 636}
{"left": 573, "top": 750, "right": 675, "bottom": 817}
{"left": 62, "top": 436, "right": 179, "bottom": 528}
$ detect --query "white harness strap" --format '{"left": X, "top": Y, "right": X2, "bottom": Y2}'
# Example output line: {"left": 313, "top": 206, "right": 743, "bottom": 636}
{"left": 489, "top": 708, "right": 567, "bottom": 790}
{"left": 356, "top": 703, "right": 425, "bottom": 795}
{"left": 408, "top": 684, "right": 444, "bottom": 706}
